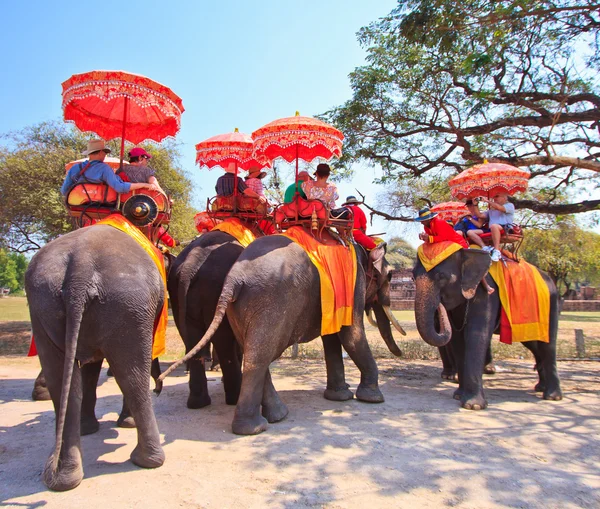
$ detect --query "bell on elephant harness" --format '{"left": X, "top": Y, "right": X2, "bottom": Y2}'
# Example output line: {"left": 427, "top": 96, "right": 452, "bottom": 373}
{"left": 311, "top": 208, "right": 318, "bottom": 232}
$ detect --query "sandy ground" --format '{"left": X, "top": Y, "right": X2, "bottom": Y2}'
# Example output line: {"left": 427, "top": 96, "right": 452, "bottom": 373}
{"left": 0, "top": 356, "right": 599, "bottom": 509}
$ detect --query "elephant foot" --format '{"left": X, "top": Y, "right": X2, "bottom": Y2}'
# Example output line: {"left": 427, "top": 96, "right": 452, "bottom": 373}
{"left": 117, "top": 415, "right": 136, "bottom": 428}
{"left": 43, "top": 455, "right": 83, "bottom": 492}
{"left": 130, "top": 443, "right": 165, "bottom": 469}
{"left": 262, "top": 402, "right": 289, "bottom": 424}
{"left": 543, "top": 387, "right": 563, "bottom": 401}
{"left": 232, "top": 415, "right": 268, "bottom": 436}
{"left": 534, "top": 382, "right": 545, "bottom": 393}
{"left": 441, "top": 370, "right": 458, "bottom": 382}
{"left": 81, "top": 417, "right": 100, "bottom": 436}
{"left": 32, "top": 384, "right": 51, "bottom": 401}
{"left": 453, "top": 388, "right": 464, "bottom": 400}
{"left": 461, "top": 393, "right": 488, "bottom": 410}
{"left": 187, "top": 393, "right": 211, "bottom": 409}
{"left": 324, "top": 387, "right": 354, "bottom": 401}
{"left": 355, "top": 383, "right": 384, "bottom": 403}
{"left": 483, "top": 363, "right": 496, "bottom": 375}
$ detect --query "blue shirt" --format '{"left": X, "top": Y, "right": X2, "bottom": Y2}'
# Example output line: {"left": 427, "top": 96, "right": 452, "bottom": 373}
{"left": 61, "top": 160, "right": 131, "bottom": 196}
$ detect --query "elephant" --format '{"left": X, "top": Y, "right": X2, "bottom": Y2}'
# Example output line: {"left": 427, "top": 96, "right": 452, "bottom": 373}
{"left": 413, "top": 248, "right": 562, "bottom": 410}
{"left": 159, "top": 234, "right": 404, "bottom": 435}
{"left": 25, "top": 225, "right": 165, "bottom": 491}
{"left": 167, "top": 231, "right": 245, "bottom": 409}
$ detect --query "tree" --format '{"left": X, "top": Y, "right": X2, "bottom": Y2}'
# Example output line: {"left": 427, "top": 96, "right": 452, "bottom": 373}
{"left": 325, "top": 1, "right": 600, "bottom": 220}
{"left": 521, "top": 220, "right": 600, "bottom": 295}
{"left": 0, "top": 121, "right": 198, "bottom": 252}
{"left": 385, "top": 236, "right": 417, "bottom": 269}
{"left": 0, "top": 248, "right": 27, "bottom": 292}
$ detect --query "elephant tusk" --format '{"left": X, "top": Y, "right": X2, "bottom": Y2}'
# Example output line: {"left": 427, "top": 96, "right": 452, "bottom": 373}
{"left": 366, "top": 309, "right": 378, "bottom": 327}
{"left": 383, "top": 305, "right": 407, "bottom": 336}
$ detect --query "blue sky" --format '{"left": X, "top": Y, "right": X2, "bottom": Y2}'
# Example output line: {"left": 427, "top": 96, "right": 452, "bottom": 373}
{"left": 0, "top": 1, "right": 424, "bottom": 246}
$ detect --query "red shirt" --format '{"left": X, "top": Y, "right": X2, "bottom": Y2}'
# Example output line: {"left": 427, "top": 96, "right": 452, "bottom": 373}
{"left": 424, "top": 217, "right": 468, "bottom": 248}
{"left": 347, "top": 204, "right": 368, "bottom": 231}
{"left": 157, "top": 226, "right": 177, "bottom": 248}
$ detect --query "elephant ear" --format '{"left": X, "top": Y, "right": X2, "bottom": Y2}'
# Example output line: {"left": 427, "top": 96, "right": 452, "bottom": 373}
{"left": 461, "top": 249, "right": 492, "bottom": 299}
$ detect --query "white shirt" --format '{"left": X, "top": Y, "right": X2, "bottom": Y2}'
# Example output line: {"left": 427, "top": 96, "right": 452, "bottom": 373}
{"left": 488, "top": 202, "right": 515, "bottom": 225}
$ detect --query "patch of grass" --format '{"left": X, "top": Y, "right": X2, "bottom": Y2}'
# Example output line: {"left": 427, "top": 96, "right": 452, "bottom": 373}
{"left": 0, "top": 297, "right": 30, "bottom": 322}
{"left": 559, "top": 312, "right": 600, "bottom": 323}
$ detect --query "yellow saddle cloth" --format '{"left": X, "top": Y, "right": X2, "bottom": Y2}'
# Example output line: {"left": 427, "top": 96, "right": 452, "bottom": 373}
{"left": 96, "top": 214, "right": 168, "bottom": 358}
{"left": 281, "top": 226, "right": 357, "bottom": 336}
{"left": 488, "top": 253, "right": 550, "bottom": 344}
{"left": 417, "top": 241, "right": 463, "bottom": 272}
{"left": 211, "top": 217, "right": 256, "bottom": 247}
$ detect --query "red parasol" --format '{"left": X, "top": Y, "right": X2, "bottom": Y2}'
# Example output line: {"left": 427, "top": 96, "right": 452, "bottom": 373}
{"left": 252, "top": 112, "right": 344, "bottom": 178}
{"left": 65, "top": 157, "right": 122, "bottom": 173}
{"left": 195, "top": 129, "right": 270, "bottom": 171}
{"left": 431, "top": 201, "right": 469, "bottom": 225}
{"left": 62, "top": 70, "right": 184, "bottom": 165}
{"left": 449, "top": 162, "right": 530, "bottom": 200}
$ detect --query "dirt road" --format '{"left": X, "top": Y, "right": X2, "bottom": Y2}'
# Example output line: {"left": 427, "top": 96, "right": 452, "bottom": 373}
{"left": 1, "top": 357, "right": 598, "bottom": 508}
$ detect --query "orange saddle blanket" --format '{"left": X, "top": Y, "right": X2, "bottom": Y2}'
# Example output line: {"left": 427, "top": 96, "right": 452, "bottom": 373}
{"left": 281, "top": 226, "right": 357, "bottom": 336}
{"left": 488, "top": 254, "right": 550, "bottom": 344}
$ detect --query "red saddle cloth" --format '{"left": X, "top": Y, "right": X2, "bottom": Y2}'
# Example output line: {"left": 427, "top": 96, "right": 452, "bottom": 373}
{"left": 275, "top": 197, "right": 327, "bottom": 223}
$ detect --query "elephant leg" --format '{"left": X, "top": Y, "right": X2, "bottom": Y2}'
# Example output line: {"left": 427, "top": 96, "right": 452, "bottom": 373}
{"left": 261, "top": 368, "right": 288, "bottom": 423}
{"left": 449, "top": 333, "right": 467, "bottom": 401}
{"left": 108, "top": 352, "right": 164, "bottom": 469}
{"left": 151, "top": 357, "right": 161, "bottom": 391}
{"left": 32, "top": 368, "right": 51, "bottom": 401}
{"left": 483, "top": 344, "right": 496, "bottom": 375}
{"left": 337, "top": 327, "right": 384, "bottom": 403}
{"left": 438, "top": 345, "right": 458, "bottom": 381}
{"left": 35, "top": 331, "right": 84, "bottom": 491}
{"left": 185, "top": 321, "right": 212, "bottom": 409}
{"left": 232, "top": 343, "right": 272, "bottom": 435}
{"left": 212, "top": 323, "right": 242, "bottom": 406}
{"left": 80, "top": 360, "right": 102, "bottom": 435}
{"left": 522, "top": 341, "right": 562, "bottom": 400}
{"left": 322, "top": 335, "right": 353, "bottom": 401}
{"left": 117, "top": 396, "right": 136, "bottom": 428}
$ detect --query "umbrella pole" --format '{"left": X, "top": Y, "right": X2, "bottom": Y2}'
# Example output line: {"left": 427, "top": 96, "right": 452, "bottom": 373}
{"left": 119, "top": 97, "right": 129, "bottom": 169}
{"left": 233, "top": 162, "right": 238, "bottom": 214}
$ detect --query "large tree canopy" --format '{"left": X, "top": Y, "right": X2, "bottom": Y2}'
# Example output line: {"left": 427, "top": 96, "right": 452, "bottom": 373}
{"left": 0, "top": 121, "right": 197, "bottom": 252}
{"left": 326, "top": 0, "right": 600, "bottom": 219}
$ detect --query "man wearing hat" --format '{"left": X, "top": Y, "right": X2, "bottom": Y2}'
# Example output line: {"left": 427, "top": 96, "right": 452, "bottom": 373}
{"left": 244, "top": 165, "right": 267, "bottom": 198}
{"left": 415, "top": 206, "right": 468, "bottom": 248}
{"left": 283, "top": 170, "right": 311, "bottom": 203}
{"left": 343, "top": 196, "right": 377, "bottom": 250}
{"left": 61, "top": 139, "right": 157, "bottom": 196}
{"left": 119, "top": 147, "right": 166, "bottom": 195}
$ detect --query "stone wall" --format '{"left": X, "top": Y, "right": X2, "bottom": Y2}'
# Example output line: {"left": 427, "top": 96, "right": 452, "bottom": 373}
{"left": 562, "top": 300, "right": 600, "bottom": 312}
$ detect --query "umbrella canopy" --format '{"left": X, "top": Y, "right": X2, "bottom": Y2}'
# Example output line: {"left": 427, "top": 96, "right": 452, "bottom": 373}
{"left": 252, "top": 112, "right": 344, "bottom": 166}
{"left": 65, "top": 157, "right": 122, "bottom": 173}
{"left": 431, "top": 201, "right": 469, "bottom": 225}
{"left": 449, "top": 162, "right": 530, "bottom": 200}
{"left": 195, "top": 129, "right": 270, "bottom": 171}
{"left": 62, "top": 70, "right": 184, "bottom": 161}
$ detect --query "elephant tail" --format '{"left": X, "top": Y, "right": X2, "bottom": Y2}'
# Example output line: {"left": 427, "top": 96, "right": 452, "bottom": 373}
{"left": 45, "top": 296, "right": 84, "bottom": 481}
{"left": 157, "top": 279, "right": 235, "bottom": 389}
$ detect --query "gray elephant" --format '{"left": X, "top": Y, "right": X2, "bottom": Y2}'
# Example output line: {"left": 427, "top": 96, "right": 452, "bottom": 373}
{"left": 26, "top": 226, "right": 165, "bottom": 491}
{"left": 160, "top": 234, "right": 404, "bottom": 435}
{"left": 413, "top": 248, "right": 562, "bottom": 410}
{"left": 167, "top": 231, "right": 244, "bottom": 409}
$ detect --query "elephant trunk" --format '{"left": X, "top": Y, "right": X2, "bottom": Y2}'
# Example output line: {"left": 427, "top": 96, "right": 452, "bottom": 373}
{"left": 414, "top": 275, "right": 451, "bottom": 347}
{"left": 372, "top": 303, "right": 403, "bottom": 357}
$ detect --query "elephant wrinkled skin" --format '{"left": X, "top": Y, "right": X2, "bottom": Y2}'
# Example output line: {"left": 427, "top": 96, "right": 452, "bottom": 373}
{"left": 160, "top": 235, "right": 403, "bottom": 435}
{"left": 25, "top": 226, "right": 165, "bottom": 491}
{"left": 414, "top": 248, "right": 562, "bottom": 410}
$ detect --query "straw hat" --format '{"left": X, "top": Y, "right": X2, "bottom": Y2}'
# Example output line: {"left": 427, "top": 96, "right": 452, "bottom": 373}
{"left": 413, "top": 206, "right": 438, "bottom": 222}
{"left": 82, "top": 139, "right": 111, "bottom": 155}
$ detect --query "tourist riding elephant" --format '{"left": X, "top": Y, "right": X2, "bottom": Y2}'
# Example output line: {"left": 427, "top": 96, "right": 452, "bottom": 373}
{"left": 159, "top": 234, "right": 404, "bottom": 435}
{"left": 167, "top": 231, "right": 244, "bottom": 409}
{"left": 25, "top": 226, "right": 165, "bottom": 491}
{"left": 413, "top": 248, "right": 562, "bottom": 410}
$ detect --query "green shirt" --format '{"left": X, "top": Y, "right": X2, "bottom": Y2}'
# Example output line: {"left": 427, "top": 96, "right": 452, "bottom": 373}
{"left": 284, "top": 182, "right": 307, "bottom": 203}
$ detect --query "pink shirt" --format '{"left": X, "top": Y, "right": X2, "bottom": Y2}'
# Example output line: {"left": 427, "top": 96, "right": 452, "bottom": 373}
{"left": 245, "top": 177, "right": 264, "bottom": 197}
